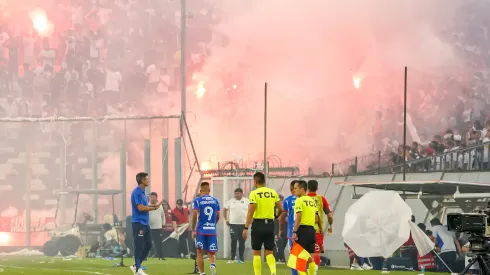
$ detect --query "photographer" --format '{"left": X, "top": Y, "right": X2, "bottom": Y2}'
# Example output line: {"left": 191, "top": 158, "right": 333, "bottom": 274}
{"left": 430, "top": 218, "right": 461, "bottom": 272}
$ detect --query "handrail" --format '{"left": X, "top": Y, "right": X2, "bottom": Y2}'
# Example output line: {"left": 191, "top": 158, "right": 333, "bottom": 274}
{"left": 333, "top": 141, "right": 490, "bottom": 176}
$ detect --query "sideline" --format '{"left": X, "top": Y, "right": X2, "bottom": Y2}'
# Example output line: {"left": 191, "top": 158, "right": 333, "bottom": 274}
{"left": 0, "top": 264, "right": 111, "bottom": 275}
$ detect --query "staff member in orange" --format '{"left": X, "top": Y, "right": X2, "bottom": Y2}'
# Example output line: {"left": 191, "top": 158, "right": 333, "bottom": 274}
{"left": 243, "top": 172, "right": 283, "bottom": 275}
{"left": 307, "top": 180, "right": 333, "bottom": 271}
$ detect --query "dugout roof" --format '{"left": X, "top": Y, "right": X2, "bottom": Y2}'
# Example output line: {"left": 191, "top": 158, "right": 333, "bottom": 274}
{"left": 334, "top": 180, "right": 490, "bottom": 195}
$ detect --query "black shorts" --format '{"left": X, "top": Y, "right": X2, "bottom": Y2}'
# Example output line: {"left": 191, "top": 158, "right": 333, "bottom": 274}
{"left": 296, "top": 225, "right": 316, "bottom": 253}
{"left": 251, "top": 219, "right": 274, "bottom": 251}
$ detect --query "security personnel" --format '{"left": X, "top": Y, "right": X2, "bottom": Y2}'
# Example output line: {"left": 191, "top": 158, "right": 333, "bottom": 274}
{"left": 242, "top": 172, "right": 283, "bottom": 275}
{"left": 292, "top": 180, "right": 319, "bottom": 275}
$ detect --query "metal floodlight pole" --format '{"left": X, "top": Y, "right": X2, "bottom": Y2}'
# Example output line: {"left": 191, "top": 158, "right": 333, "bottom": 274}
{"left": 180, "top": 0, "right": 187, "bottom": 138}
{"left": 264, "top": 83, "right": 268, "bottom": 178}
{"left": 403, "top": 66, "right": 408, "bottom": 181}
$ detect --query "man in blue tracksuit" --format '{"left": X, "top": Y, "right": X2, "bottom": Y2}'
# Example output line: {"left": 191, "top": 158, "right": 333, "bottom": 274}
{"left": 279, "top": 180, "right": 298, "bottom": 275}
{"left": 130, "top": 172, "right": 162, "bottom": 275}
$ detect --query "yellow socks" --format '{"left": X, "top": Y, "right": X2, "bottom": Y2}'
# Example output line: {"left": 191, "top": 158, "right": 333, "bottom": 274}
{"left": 308, "top": 262, "right": 317, "bottom": 275}
{"left": 253, "top": 255, "right": 262, "bottom": 275}
{"left": 266, "top": 254, "right": 277, "bottom": 274}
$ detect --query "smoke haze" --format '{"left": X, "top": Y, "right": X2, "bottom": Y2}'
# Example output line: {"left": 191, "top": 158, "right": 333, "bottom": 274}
{"left": 187, "top": 0, "right": 464, "bottom": 171}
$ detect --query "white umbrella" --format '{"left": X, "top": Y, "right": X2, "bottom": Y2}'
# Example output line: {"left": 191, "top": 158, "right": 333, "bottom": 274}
{"left": 342, "top": 190, "right": 412, "bottom": 258}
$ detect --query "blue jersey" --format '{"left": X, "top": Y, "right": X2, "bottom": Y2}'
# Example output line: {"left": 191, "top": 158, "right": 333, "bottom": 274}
{"left": 131, "top": 186, "right": 149, "bottom": 225}
{"left": 192, "top": 194, "right": 220, "bottom": 235}
{"left": 282, "top": 195, "right": 297, "bottom": 238}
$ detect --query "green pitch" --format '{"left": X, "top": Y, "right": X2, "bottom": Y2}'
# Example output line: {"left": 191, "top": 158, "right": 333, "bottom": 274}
{"left": 0, "top": 256, "right": 428, "bottom": 275}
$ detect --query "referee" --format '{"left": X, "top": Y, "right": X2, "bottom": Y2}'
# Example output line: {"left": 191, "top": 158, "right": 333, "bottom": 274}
{"left": 130, "top": 172, "right": 162, "bottom": 275}
{"left": 242, "top": 172, "right": 283, "bottom": 275}
{"left": 292, "top": 180, "right": 319, "bottom": 275}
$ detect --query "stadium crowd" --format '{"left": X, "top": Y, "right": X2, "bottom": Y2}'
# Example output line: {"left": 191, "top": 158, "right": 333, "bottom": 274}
{"left": 0, "top": 0, "right": 216, "bottom": 118}
{"left": 335, "top": 0, "right": 490, "bottom": 175}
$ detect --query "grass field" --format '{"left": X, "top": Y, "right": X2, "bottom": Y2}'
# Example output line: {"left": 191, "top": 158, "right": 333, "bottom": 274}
{"left": 0, "top": 256, "right": 431, "bottom": 275}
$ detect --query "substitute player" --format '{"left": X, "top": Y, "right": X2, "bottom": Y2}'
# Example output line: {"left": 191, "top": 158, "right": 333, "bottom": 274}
{"left": 130, "top": 172, "right": 162, "bottom": 275}
{"left": 192, "top": 182, "right": 220, "bottom": 275}
{"left": 307, "top": 180, "right": 333, "bottom": 269}
{"left": 292, "top": 180, "right": 318, "bottom": 275}
{"left": 278, "top": 180, "right": 298, "bottom": 275}
{"left": 243, "top": 172, "right": 283, "bottom": 275}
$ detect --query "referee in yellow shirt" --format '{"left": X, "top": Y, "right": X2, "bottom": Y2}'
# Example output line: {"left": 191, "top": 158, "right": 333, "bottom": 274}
{"left": 292, "top": 180, "right": 319, "bottom": 275}
{"left": 242, "top": 172, "right": 283, "bottom": 275}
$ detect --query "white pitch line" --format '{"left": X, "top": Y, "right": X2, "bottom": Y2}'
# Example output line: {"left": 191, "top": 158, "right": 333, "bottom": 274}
{"left": 0, "top": 265, "right": 111, "bottom": 275}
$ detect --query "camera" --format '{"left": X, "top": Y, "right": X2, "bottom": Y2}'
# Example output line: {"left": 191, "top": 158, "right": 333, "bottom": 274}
{"left": 448, "top": 203, "right": 490, "bottom": 274}
{"left": 447, "top": 213, "right": 489, "bottom": 236}
{"left": 447, "top": 204, "right": 490, "bottom": 253}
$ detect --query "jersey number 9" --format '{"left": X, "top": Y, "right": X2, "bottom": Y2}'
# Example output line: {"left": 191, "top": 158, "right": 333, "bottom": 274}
{"left": 204, "top": 206, "right": 213, "bottom": 221}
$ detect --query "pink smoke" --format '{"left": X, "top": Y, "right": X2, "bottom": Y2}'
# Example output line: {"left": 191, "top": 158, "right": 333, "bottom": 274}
{"left": 184, "top": 0, "right": 464, "bottom": 172}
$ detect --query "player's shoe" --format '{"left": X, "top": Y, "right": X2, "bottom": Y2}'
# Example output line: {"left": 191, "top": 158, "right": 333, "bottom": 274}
{"left": 130, "top": 265, "right": 136, "bottom": 273}
{"left": 210, "top": 264, "right": 217, "bottom": 275}
{"left": 136, "top": 269, "right": 149, "bottom": 275}
{"left": 350, "top": 263, "right": 362, "bottom": 270}
{"left": 362, "top": 263, "right": 373, "bottom": 270}
{"left": 236, "top": 260, "right": 243, "bottom": 264}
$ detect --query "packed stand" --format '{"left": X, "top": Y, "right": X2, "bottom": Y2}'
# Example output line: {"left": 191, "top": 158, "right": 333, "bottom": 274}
{"left": 0, "top": 0, "right": 217, "bottom": 216}
{"left": 0, "top": 0, "right": 218, "bottom": 118}
{"left": 336, "top": 0, "right": 490, "bottom": 176}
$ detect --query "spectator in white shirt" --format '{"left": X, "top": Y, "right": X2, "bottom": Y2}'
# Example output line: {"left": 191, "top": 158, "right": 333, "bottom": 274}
{"left": 149, "top": 192, "right": 165, "bottom": 260}
{"left": 223, "top": 188, "right": 249, "bottom": 263}
{"left": 430, "top": 218, "right": 460, "bottom": 272}
{"left": 103, "top": 67, "right": 122, "bottom": 101}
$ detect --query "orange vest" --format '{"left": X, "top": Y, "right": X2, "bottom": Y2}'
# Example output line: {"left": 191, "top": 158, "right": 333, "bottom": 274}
{"left": 417, "top": 253, "right": 436, "bottom": 270}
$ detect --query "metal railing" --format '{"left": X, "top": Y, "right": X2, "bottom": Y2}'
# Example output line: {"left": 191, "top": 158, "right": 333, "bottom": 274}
{"left": 332, "top": 142, "right": 490, "bottom": 176}
{"left": 331, "top": 151, "right": 384, "bottom": 176}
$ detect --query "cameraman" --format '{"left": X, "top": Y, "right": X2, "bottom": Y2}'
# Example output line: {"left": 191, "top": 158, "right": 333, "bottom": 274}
{"left": 454, "top": 233, "right": 472, "bottom": 273}
{"left": 430, "top": 218, "right": 461, "bottom": 272}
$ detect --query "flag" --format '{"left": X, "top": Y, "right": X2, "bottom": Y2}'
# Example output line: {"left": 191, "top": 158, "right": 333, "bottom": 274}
{"left": 408, "top": 221, "right": 434, "bottom": 257}
{"left": 287, "top": 243, "right": 311, "bottom": 272}
{"left": 169, "top": 223, "right": 189, "bottom": 240}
